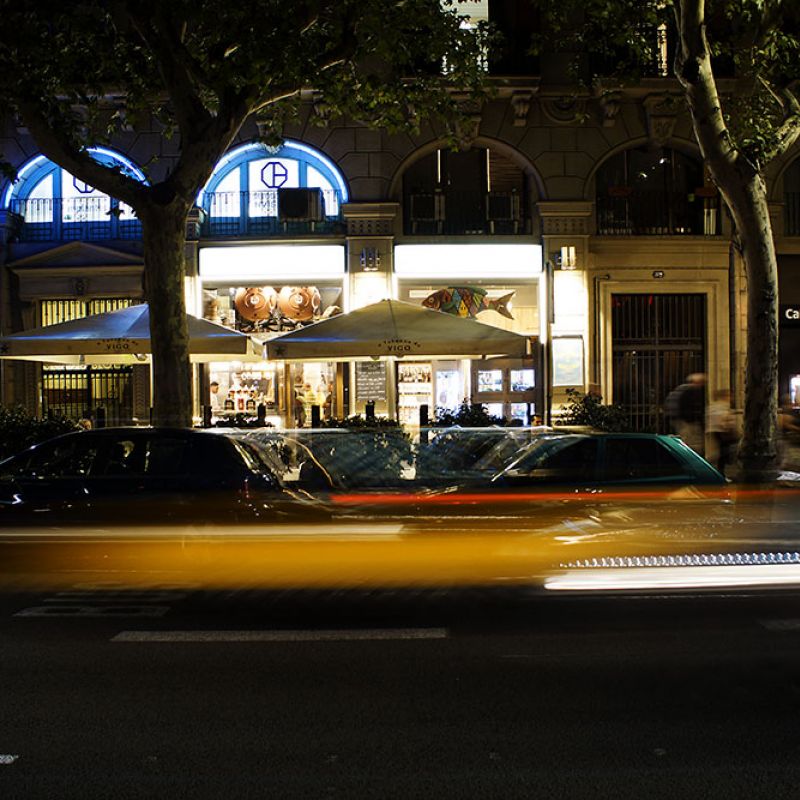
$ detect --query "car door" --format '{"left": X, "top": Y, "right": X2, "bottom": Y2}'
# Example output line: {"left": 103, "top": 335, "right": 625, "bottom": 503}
{"left": 493, "top": 436, "right": 600, "bottom": 489}
{"left": 0, "top": 434, "right": 101, "bottom": 519}
{"left": 86, "top": 432, "right": 200, "bottom": 520}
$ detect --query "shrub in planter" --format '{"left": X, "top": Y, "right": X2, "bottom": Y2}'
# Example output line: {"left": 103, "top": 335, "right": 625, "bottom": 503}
{"left": 0, "top": 405, "right": 80, "bottom": 461}
{"left": 556, "top": 388, "right": 631, "bottom": 433}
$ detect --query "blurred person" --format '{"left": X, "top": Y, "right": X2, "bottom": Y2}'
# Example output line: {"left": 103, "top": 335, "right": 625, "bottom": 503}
{"left": 666, "top": 372, "right": 707, "bottom": 456}
{"left": 706, "top": 389, "right": 738, "bottom": 476}
{"left": 779, "top": 394, "right": 800, "bottom": 470}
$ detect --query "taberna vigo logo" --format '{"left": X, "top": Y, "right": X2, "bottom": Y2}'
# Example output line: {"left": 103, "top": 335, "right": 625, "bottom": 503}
{"left": 379, "top": 338, "right": 421, "bottom": 354}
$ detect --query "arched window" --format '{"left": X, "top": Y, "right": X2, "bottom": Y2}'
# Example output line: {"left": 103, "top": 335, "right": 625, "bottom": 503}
{"left": 596, "top": 146, "right": 718, "bottom": 235}
{"left": 199, "top": 141, "right": 348, "bottom": 236}
{"left": 785, "top": 157, "right": 800, "bottom": 236}
{"left": 3, "top": 148, "right": 146, "bottom": 242}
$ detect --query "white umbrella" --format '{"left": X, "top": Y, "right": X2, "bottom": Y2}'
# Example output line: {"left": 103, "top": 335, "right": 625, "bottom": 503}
{"left": 0, "top": 303, "right": 264, "bottom": 365}
{"left": 265, "top": 299, "right": 531, "bottom": 361}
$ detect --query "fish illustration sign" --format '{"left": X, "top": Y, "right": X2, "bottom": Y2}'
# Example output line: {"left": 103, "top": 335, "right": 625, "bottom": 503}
{"left": 422, "top": 287, "right": 514, "bottom": 319}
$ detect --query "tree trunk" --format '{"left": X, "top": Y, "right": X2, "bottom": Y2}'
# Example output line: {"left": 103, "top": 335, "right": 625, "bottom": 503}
{"left": 727, "top": 180, "right": 780, "bottom": 481}
{"left": 139, "top": 203, "right": 193, "bottom": 428}
{"left": 675, "top": 0, "right": 780, "bottom": 481}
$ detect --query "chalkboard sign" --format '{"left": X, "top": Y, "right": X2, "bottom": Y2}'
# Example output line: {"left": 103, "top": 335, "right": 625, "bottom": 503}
{"left": 356, "top": 362, "right": 387, "bottom": 401}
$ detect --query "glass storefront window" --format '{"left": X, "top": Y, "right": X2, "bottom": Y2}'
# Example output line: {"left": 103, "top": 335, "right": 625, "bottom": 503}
{"left": 511, "top": 402, "right": 533, "bottom": 423}
{"left": 790, "top": 375, "right": 800, "bottom": 405}
{"left": 510, "top": 369, "right": 535, "bottom": 392}
{"left": 398, "top": 363, "right": 433, "bottom": 427}
{"left": 435, "top": 369, "right": 461, "bottom": 412}
{"left": 477, "top": 370, "right": 503, "bottom": 393}
{"left": 291, "top": 363, "right": 335, "bottom": 427}
{"left": 486, "top": 402, "right": 505, "bottom": 419}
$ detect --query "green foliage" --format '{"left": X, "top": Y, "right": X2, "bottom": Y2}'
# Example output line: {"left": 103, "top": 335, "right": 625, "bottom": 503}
{"left": 0, "top": 406, "right": 80, "bottom": 461}
{"left": 556, "top": 388, "right": 631, "bottom": 433}
{"left": 433, "top": 401, "right": 506, "bottom": 427}
{"left": 534, "top": 0, "right": 800, "bottom": 169}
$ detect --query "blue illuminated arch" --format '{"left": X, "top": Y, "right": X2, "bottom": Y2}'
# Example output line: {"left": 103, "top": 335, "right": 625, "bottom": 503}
{"left": 2, "top": 147, "right": 147, "bottom": 208}
{"left": 199, "top": 140, "right": 348, "bottom": 207}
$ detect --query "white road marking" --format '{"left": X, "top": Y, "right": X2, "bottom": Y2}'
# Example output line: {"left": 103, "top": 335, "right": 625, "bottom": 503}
{"left": 15, "top": 605, "right": 170, "bottom": 618}
{"left": 760, "top": 619, "right": 800, "bottom": 631}
{"left": 113, "top": 628, "right": 449, "bottom": 642}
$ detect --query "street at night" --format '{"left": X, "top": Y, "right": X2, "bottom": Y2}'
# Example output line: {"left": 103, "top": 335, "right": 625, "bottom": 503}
{"left": 4, "top": 575, "right": 800, "bottom": 798}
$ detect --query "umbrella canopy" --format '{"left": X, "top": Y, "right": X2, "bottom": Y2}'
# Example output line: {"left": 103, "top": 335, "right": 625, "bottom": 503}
{"left": 0, "top": 304, "right": 264, "bottom": 365}
{"left": 265, "top": 299, "right": 531, "bottom": 361}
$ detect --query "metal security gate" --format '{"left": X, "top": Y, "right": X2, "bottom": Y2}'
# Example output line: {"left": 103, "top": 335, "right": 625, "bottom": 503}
{"left": 611, "top": 294, "right": 706, "bottom": 432}
{"left": 41, "top": 366, "right": 134, "bottom": 425}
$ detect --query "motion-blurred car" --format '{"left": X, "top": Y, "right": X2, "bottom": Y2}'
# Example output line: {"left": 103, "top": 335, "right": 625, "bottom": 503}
{"left": 0, "top": 427, "right": 329, "bottom": 526}
{"left": 487, "top": 431, "right": 726, "bottom": 489}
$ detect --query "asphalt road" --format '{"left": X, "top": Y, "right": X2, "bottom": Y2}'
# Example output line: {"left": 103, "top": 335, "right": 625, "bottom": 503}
{"left": 3, "top": 581, "right": 800, "bottom": 799}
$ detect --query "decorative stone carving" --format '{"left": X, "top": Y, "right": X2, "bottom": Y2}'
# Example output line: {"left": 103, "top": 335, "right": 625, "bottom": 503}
{"left": 511, "top": 90, "right": 535, "bottom": 127}
{"left": 596, "top": 90, "right": 622, "bottom": 128}
{"left": 541, "top": 95, "right": 588, "bottom": 125}
{"left": 644, "top": 94, "right": 681, "bottom": 146}
{"left": 450, "top": 92, "right": 484, "bottom": 147}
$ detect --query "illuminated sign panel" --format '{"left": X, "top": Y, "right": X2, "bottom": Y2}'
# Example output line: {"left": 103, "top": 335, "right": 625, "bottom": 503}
{"left": 199, "top": 245, "right": 345, "bottom": 282}
{"left": 394, "top": 244, "right": 542, "bottom": 279}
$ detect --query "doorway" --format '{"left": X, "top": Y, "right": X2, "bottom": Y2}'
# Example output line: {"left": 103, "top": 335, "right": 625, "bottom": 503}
{"left": 611, "top": 293, "right": 706, "bottom": 432}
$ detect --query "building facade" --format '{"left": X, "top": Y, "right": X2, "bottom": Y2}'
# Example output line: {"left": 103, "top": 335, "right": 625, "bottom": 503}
{"left": 2, "top": 7, "right": 799, "bottom": 432}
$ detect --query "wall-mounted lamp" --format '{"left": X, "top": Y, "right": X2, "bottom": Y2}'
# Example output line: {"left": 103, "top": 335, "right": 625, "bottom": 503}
{"left": 560, "top": 246, "right": 577, "bottom": 270}
{"left": 360, "top": 247, "right": 381, "bottom": 272}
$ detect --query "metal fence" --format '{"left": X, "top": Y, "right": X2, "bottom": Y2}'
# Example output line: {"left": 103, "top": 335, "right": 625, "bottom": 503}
{"left": 597, "top": 191, "right": 720, "bottom": 236}
{"left": 10, "top": 197, "right": 142, "bottom": 242}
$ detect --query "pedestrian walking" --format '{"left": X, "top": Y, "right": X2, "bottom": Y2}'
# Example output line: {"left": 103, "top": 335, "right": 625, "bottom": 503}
{"left": 666, "top": 373, "right": 707, "bottom": 456}
{"left": 706, "top": 389, "right": 738, "bottom": 476}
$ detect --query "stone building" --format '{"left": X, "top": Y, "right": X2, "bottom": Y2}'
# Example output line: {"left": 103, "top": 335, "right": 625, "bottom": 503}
{"left": 1, "top": 1, "right": 798, "bottom": 431}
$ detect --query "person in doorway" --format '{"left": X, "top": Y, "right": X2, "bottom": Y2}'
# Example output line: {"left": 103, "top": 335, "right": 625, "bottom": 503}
{"left": 209, "top": 381, "right": 222, "bottom": 414}
{"left": 666, "top": 372, "right": 707, "bottom": 455}
{"left": 706, "top": 389, "right": 738, "bottom": 476}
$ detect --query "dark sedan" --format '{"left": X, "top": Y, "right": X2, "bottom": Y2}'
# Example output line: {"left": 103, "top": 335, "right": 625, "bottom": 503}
{"left": 0, "top": 427, "right": 328, "bottom": 526}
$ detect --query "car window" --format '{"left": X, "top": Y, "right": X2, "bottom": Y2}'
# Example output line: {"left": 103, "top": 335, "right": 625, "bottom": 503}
{"left": 509, "top": 437, "right": 598, "bottom": 482}
{"left": 603, "top": 438, "right": 688, "bottom": 481}
{"left": 144, "top": 437, "right": 193, "bottom": 476}
{"left": 2, "top": 436, "right": 100, "bottom": 479}
{"left": 95, "top": 438, "right": 145, "bottom": 477}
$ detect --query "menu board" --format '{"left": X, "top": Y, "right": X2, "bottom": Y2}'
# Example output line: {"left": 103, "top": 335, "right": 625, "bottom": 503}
{"left": 355, "top": 362, "right": 387, "bottom": 401}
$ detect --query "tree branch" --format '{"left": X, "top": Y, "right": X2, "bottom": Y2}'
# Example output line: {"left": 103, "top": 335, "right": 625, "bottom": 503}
{"left": 763, "top": 84, "right": 800, "bottom": 163}
{"left": 123, "top": 4, "right": 212, "bottom": 135}
{"left": 16, "top": 100, "right": 149, "bottom": 210}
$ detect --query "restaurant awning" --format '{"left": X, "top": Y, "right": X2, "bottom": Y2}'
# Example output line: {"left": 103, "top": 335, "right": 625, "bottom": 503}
{"left": 0, "top": 304, "right": 264, "bottom": 365}
{"left": 265, "top": 299, "right": 531, "bottom": 361}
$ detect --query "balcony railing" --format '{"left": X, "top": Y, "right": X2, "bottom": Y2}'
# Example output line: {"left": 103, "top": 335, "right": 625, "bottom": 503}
{"left": 10, "top": 197, "right": 142, "bottom": 242}
{"left": 596, "top": 190, "right": 721, "bottom": 236}
{"left": 201, "top": 188, "right": 344, "bottom": 237}
{"left": 405, "top": 191, "right": 530, "bottom": 236}
{"left": 787, "top": 192, "right": 800, "bottom": 236}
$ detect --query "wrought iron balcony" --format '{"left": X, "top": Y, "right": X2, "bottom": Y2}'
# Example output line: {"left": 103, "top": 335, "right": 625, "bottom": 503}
{"left": 200, "top": 188, "right": 345, "bottom": 237}
{"left": 404, "top": 190, "right": 530, "bottom": 236}
{"left": 9, "top": 197, "right": 142, "bottom": 242}
{"left": 596, "top": 189, "right": 721, "bottom": 236}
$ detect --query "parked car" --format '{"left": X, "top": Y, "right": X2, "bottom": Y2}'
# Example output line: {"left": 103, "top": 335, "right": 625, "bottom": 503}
{"left": 487, "top": 432, "right": 726, "bottom": 489}
{"left": 0, "top": 427, "right": 330, "bottom": 526}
